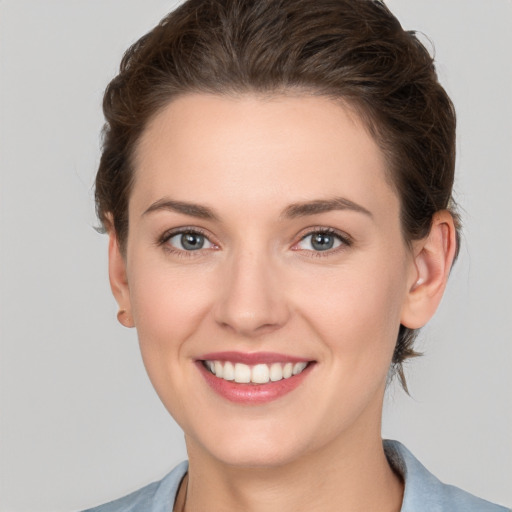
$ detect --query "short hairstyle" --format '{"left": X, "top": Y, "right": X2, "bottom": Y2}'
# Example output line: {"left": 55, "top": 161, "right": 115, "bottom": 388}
{"left": 95, "top": 0, "right": 459, "bottom": 390}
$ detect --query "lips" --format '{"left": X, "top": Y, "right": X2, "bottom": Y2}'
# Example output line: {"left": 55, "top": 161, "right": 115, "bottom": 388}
{"left": 196, "top": 352, "right": 314, "bottom": 404}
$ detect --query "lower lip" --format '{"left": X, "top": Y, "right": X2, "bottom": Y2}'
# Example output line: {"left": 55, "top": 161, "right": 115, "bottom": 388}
{"left": 196, "top": 361, "right": 314, "bottom": 405}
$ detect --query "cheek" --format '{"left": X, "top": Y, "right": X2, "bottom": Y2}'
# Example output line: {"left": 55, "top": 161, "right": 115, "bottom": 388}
{"left": 127, "top": 257, "right": 217, "bottom": 356}
{"left": 295, "top": 254, "right": 408, "bottom": 365}
{"left": 126, "top": 258, "right": 219, "bottom": 422}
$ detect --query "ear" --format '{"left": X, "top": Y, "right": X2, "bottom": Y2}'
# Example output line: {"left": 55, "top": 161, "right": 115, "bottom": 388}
{"left": 108, "top": 229, "right": 134, "bottom": 328}
{"left": 400, "top": 211, "right": 457, "bottom": 329}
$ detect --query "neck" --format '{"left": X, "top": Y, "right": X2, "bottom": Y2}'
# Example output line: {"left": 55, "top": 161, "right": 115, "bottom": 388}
{"left": 180, "top": 425, "right": 403, "bottom": 512}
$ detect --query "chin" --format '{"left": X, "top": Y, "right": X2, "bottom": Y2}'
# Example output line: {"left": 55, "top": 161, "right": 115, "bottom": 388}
{"left": 186, "top": 419, "right": 312, "bottom": 469}
{"left": 211, "top": 441, "right": 304, "bottom": 469}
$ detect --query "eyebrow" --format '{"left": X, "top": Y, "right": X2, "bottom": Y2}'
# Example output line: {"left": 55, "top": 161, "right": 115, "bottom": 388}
{"left": 142, "top": 198, "right": 219, "bottom": 220}
{"left": 282, "top": 197, "right": 373, "bottom": 219}
{"left": 142, "top": 196, "right": 372, "bottom": 221}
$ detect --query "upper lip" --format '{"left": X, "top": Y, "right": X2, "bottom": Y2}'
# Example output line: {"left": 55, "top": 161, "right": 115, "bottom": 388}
{"left": 198, "top": 351, "right": 313, "bottom": 365}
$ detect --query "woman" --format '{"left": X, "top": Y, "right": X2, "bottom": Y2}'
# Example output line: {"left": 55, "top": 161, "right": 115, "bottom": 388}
{"left": 84, "top": 0, "right": 509, "bottom": 511}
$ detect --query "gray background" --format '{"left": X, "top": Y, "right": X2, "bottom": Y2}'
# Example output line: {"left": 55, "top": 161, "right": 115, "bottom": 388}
{"left": 0, "top": 1, "right": 510, "bottom": 510}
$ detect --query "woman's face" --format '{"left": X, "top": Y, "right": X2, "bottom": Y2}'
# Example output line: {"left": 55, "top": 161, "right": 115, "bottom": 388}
{"left": 113, "top": 93, "right": 418, "bottom": 467}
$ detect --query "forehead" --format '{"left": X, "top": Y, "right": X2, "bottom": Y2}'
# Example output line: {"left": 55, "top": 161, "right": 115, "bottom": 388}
{"left": 132, "top": 93, "right": 398, "bottom": 220}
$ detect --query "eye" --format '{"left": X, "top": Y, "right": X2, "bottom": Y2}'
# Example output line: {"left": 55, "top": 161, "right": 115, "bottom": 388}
{"left": 295, "top": 230, "right": 348, "bottom": 252}
{"left": 166, "top": 231, "right": 215, "bottom": 251}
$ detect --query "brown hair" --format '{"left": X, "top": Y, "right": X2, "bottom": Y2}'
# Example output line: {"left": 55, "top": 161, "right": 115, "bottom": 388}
{"left": 95, "top": 0, "right": 459, "bottom": 390}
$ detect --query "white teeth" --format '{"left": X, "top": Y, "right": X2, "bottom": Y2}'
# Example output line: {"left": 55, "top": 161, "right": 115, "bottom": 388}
{"left": 234, "top": 363, "right": 251, "bottom": 383}
{"left": 214, "top": 361, "right": 224, "bottom": 379}
{"left": 251, "top": 364, "right": 270, "bottom": 384}
{"left": 223, "top": 361, "right": 235, "bottom": 381}
{"left": 293, "top": 362, "right": 307, "bottom": 375}
{"left": 269, "top": 363, "right": 283, "bottom": 382}
{"left": 205, "top": 360, "right": 309, "bottom": 383}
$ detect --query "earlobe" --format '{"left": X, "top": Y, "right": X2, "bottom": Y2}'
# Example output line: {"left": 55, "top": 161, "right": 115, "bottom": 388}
{"left": 108, "top": 230, "right": 134, "bottom": 328}
{"left": 400, "top": 211, "right": 457, "bottom": 329}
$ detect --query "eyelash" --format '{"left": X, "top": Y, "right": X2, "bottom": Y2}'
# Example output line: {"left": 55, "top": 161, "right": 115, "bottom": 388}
{"left": 157, "top": 226, "right": 352, "bottom": 258}
{"left": 158, "top": 227, "right": 218, "bottom": 258}
{"left": 293, "top": 227, "right": 353, "bottom": 258}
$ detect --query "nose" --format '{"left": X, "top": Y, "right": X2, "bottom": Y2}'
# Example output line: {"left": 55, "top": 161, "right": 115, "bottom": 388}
{"left": 213, "top": 248, "right": 290, "bottom": 338}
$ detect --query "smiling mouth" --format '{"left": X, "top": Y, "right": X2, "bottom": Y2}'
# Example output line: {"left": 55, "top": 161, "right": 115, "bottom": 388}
{"left": 202, "top": 360, "right": 310, "bottom": 384}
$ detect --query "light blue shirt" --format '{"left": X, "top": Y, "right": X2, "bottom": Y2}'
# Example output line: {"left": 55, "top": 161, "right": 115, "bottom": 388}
{"left": 82, "top": 440, "right": 510, "bottom": 511}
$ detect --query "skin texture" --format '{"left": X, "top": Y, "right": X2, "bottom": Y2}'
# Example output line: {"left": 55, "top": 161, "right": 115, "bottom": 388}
{"left": 109, "top": 93, "right": 456, "bottom": 512}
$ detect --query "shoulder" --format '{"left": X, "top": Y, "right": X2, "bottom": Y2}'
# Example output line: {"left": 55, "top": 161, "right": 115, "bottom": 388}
{"left": 81, "top": 461, "right": 188, "bottom": 512}
{"left": 384, "top": 440, "right": 510, "bottom": 512}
